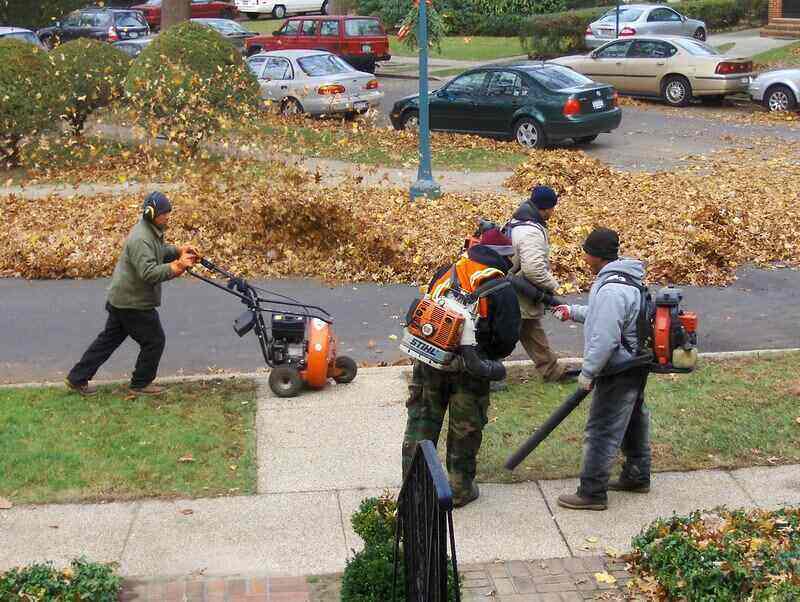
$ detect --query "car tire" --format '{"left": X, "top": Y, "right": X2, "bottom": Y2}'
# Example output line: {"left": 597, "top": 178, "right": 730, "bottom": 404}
{"left": 514, "top": 117, "right": 546, "bottom": 149}
{"left": 399, "top": 109, "right": 419, "bottom": 131}
{"left": 280, "top": 98, "right": 304, "bottom": 116}
{"left": 363, "top": 61, "right": 376, "bottom": 74}
{"left": 693, "top": 27, "right": 706, "bottom": 41}
{"left": 662, "top": 75, "right": 692, "bottom": 107}
{"left": 573, "top": 135, "right": 598, "bottom": 145}
{"left": 245, "top": 12, "right": 260, "bottom": 20}
{"left": 764, "top": 84, "right": 797, "bottom": 113}
{"left": 333, "top": 356, "right": 358, "bottom": 384}
{"left": 273, "top": 5, "right": 287, "bottom": 19}
{"left": 268, "top": 365, "right": 304, "bottom": 398}
{"left": 321, "top": 0, "right": 330, "bottom": 14}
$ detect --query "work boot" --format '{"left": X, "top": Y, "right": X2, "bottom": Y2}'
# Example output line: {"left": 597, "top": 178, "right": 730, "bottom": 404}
{"left": 608, "top": 478, "right": 650, "bottom": 494}
{"left": 453, "top": 483, "right": 480, "bottom": 509}
{"left": 557, "top": 493, "right": 607, "bottom": 511}
{"left": 65, "top": 378, "right": 97, "bottom": 397}
{"left": 129, "top": 383, "right": 165, "bottom": 396}
{"left": 490, "top": 380, "right": 508, "bottom": 393}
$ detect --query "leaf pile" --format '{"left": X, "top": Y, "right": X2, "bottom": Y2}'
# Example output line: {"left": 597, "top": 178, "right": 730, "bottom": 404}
{"left": 506, "top": 139, "right": 800, "bottom": 287}
{"left": 628, "top": 508, "right": 800, "bottom": 600}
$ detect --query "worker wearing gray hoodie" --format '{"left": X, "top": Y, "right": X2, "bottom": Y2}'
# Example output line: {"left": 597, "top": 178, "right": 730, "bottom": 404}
{"left": 551, "top": 228, "right": 651, "bottom": 511}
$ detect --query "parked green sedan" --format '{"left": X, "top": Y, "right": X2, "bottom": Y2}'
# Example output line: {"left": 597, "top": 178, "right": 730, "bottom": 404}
{"left": 389, "top": 63, "right": 622, "bottom": 148}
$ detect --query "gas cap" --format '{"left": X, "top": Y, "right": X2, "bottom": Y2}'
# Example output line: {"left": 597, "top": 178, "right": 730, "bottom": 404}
{"left": 421, "top": 323, "right": 435, "bottom": 337}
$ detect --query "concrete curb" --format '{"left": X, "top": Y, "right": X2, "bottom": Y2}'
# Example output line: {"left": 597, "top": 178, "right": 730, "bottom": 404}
{"left": 4, "top": 348, "right": 799, "bottom": 389}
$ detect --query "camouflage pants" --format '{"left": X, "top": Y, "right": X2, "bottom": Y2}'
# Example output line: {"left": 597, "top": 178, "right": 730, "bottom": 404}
{"left": 401, "top": 361, "right": 490, "bottom": 501}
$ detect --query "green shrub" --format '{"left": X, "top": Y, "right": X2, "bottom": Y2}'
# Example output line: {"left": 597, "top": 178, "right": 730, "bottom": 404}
{"left": 0, "top": 557, "right": 121, "bottom": 601}
{"left": 0, "top": 38, "right": 61, "bottom": 167}
{"left": 50, "top": 38, "right": 130, "bottom": 135}
{"left": 125, "top": 20, "right": 260, "bottom": 153}
{"left": 631, "top": 508, "right": 800, "bottom": 601}
{"left": 351, "top": 492, "right": 398, "bottom": 548}
{"left": 678, "top": 0, "right": 744, "bottom": 30}
{"left": 521, "top": 7, "right": 605, "bottom": 58}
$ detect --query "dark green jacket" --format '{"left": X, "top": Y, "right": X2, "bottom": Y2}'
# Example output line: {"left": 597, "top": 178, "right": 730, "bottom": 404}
{"left": 107, "top": 219, "right": 179, "bottom": 310}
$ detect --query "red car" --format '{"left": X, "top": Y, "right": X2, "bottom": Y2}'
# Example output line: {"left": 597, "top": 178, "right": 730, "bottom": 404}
{"left": 131, "top": 0, "right": 238, "bottom": 29}
{"left": 245, "top": 15, "right": 390, "bottom": 73}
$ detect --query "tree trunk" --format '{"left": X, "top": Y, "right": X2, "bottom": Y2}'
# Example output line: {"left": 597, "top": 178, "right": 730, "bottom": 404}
{"left": 161, "top": 0, "right": 191, "bottom": 30}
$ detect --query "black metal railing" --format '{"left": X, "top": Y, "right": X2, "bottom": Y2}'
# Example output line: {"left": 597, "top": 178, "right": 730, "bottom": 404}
{"left": 392, "top": 440, "right": 461, "bottom": 602}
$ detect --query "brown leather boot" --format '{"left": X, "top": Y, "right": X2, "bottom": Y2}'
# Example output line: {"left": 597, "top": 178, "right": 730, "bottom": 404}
{"left": 557, "top": 493, "right": 607, "bottom": 511}
{"left": 129, "top": 384, "right": 165, "bottom": 396}
{"left": 608, "top": 478, "right": 650, "bottom": 494}
{"left": 453, "top": 484, "right": 480, "bottom": 508}
{"left": 65, "top": 378, "right": 98, "bottom": 397}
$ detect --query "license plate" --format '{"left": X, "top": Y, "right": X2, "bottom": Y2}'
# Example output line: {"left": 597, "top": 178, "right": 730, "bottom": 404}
{"left": 592, "top": 99, "right": 604, "bottom": 110}
{"left": 740, "top": 77, "right": 749, "bottom": 84}
{"left": 129, "top": 31, "right": 138, "bottom": 38}
{"left": 354, "top": 101, "right": 369, "bottom": 111}
{"left": 599, "top": 29, "right": 613, "bottom": 37}
{"left": 362, "top": 44, "right": 372, "bottom": 53}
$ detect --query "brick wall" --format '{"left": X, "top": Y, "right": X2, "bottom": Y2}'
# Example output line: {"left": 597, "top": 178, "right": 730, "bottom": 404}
{"left": 769, "top": 0, "right": 782, "bottom": 20}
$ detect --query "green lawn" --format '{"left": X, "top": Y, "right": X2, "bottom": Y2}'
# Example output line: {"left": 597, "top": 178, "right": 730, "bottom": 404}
{"left": 243, "top": 17, "right": 285, "bottom": 35}
{"left": 388, "top": 36, "right": 526, "bottom": 61}
{"left": 475, "top": 354, "right": 800, "bottom": 483}
{"left": 0, "top": 380, "right": 258, "bottom": 504}
{"left": 754, "top": 41, "right": 800, "bottom": 67}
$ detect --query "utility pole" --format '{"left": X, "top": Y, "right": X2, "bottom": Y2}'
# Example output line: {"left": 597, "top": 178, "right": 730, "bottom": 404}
{"left": 162, "top": 0, "right": 191, "bottom": 30}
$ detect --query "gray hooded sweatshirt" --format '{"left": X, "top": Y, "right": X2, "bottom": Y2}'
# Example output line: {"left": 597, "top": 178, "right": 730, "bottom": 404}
{"left": 568, "top": 258, "right": 646, "bottom": 380}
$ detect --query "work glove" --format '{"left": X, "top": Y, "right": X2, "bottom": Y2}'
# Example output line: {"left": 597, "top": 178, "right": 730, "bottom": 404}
{"left": 552, "top": 305, "right": 571, "bottom": 322}
{"left": 578, "top": 372, "right": 594, "bottom": 391}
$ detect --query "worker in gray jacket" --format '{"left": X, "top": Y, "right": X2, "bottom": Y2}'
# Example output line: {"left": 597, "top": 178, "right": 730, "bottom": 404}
{"left": 551, "top": 227, "right": 651, "bottom": 511}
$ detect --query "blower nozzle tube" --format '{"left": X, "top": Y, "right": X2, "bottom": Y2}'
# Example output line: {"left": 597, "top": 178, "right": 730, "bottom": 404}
{"left": 508, "top": 275, "right": 564, "bottom": 308}
{"left": 504, "top": 388, "right": 591, "bottom": 471}
{"left": 460, "top": 345, "right": 506, "bottom": 381}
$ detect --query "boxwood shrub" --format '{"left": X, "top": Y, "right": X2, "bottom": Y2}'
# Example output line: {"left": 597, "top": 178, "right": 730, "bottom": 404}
{"left": 0, "top": 557, "right": 121, "bottom": 602}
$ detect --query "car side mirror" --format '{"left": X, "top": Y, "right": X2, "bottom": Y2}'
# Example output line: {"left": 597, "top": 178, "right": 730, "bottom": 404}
{"left": 590, "top": 51, "right": 598, "bottom": 59}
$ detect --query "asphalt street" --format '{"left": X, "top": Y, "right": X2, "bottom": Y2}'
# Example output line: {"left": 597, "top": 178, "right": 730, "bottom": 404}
{"left": 2, "top": 265, "right": 798, "bottom": 384}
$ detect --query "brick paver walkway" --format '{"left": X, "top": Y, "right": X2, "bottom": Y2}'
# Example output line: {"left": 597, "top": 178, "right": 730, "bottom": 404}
{"left": 120, "top": 557, "right": 635, "bottom": 602}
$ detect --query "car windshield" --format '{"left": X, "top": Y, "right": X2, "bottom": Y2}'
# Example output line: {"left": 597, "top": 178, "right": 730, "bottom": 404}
{"left": 203, "top": 19, "right": 248, "bottom": 34}
{"left": 1, "top": 31, "right": 40, "bottom": 45}
{"left": 599, "top": 8, "right": 643, "bottom": 22}
{"left": 116, "top": 12, "right": 147, "bottom": 28}
{"left": 297, "top": 53, "right": 353, "bottom": 76}
{"left": 344, "top": 19, "right": 381, "bottom": 36}
{"left": 675, "top": 39, "right": 720, "bottom": 56}
{"left": 527, "top": 65, "right": 593, "bottom": 90}
{"left": 143, "top": 0, "right": 161, "bottom": 4}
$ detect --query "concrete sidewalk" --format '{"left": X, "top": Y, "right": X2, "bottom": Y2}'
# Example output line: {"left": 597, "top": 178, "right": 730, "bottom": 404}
{"left": 2, "top": 367, "right": 799, "bottom": 583}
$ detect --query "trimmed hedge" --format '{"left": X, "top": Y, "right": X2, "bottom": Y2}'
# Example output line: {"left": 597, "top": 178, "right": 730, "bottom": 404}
{"left": 522, "top": 0, "right": 767, "bottom": 59}
{"left": 50, "top": 39, "right": 130, "bottom": 135}
{"left": 125, "top": 21, "right": 260, "bottom": 152}
{"left": 0, "top": 557, "right": 121, "bottom": 601}
{"left": 0, "top": 38, "right": 61, "bottom": 167}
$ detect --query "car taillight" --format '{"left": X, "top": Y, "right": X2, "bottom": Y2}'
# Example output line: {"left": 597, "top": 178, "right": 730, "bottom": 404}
{"left": 563, "top": 97, "right": 581, "bottom": 116}
{"left": 619, "top": 27, "right": 636, "bottom": 36}
{"left": 107, "top": 27, "right": 119, "bottom": 42}
{"left": 612, "top": 90, "right": 619, "bottom": 107}
{"left": 318, "top": 84, "right": 346, "bottom": 95}
{"left": 585, "top": 26, "right": 593, "bottom": 35}
{"left": 365, "top": 79, "right": 379, "bottom": 90}
{"left": 715, "top": 61, "right": 751, "bottom": 75}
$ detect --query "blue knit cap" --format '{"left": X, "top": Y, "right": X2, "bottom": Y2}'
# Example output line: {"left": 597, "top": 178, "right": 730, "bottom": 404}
{"left": 143, "top": 191, "right": 172, "bottom": 217}
{"left": 530, "top": 185, "right": 558, "bottom": 210}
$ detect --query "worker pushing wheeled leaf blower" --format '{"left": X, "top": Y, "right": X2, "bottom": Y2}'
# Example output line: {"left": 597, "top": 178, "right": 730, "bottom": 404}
{"left": 188, "top": 258, "right": 357, "bottom": 398}
{"left": 505, "top": 227, "right": 699, "bottom": 511}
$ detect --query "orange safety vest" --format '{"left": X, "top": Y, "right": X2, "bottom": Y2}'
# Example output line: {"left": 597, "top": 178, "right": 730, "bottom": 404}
{"left": 428, "top": 253, "right": 506, "bottom": 318}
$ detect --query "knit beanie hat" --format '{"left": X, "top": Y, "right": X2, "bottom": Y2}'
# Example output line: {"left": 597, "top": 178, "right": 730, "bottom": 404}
{"left": 530, "top": 185, "right": 558, "bottom": 210}
{"left": 143, "top": 191, "right": 172, "bottom": 217}
{"left": 479, "top": 227, "right": 515, "bottom": 256}
{"left": 582, "top": 227, "right": 620, "bottom": 261}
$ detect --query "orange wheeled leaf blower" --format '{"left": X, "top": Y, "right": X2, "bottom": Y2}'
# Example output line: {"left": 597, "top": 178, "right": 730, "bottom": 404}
{"left": 189, "top": 258, "right": 357, "bottom": 398}
{"left": 505, "top": 285, "right": 698, "bottom": 470}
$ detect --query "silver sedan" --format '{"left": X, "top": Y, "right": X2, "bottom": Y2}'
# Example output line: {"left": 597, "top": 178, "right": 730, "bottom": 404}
{"left": 749, "top": 69, "right": 800, "bottom": 112}
{"left": 585, "top": 4, "right": 706, "bottom": 48}
{"left": 246, "top": 49, "right": 383, "bottom": 117}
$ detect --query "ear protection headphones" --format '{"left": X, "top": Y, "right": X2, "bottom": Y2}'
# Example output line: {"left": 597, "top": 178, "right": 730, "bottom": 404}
{"left": 142, "top": 193, "right": 158, "bottom": 222}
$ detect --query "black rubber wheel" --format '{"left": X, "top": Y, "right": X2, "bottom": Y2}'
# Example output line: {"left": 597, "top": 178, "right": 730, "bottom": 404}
{"left": 269, "top": 365, "right": 304, "bottom": 397}
{"left": 273, "top": 4, "right": 287, "bottom": 19}
{"left": 333, "top": 356, "right": 358, "bottom": 384}
{"left": 280, "top": 97, "right": 304, "bottom": 116}
{"left": 321, "top": 0, "right": 330, "bottom": 14}
{"left": 693, "top": 27, "right": 706, "bottom": 41}
{"left": 764, "top": 84, "right": 797, "bottom": 113}
{"left": 662, "top": 75, "right": 692, "bottom": 107}
{"left": 245, "top": 12, "right": 260, "bottom": 20}
{"left": 514, "top": 117, "right": 546, "bottom": 149}
{"left": 399, "top": 109, "right": 419, "bottom": 131}
{"left": 573, "top": 134, "right": 598, "bottom": 145}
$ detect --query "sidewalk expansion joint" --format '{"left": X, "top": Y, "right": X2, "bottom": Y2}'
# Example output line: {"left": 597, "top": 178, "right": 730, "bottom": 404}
{"left": 119, "top": 501, "right": 142, "bottom": 564}
{"left": 727, "top": 469, "right": 759, "bottom": 506}
{"left": 536, "top": 479, "right": 574, "bottom": 557}
{"left": 335, "top": 490, "right": 351, "bottom": 559}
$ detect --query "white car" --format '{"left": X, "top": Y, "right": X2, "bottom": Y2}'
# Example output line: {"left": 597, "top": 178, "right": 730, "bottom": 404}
{"left": 749, "top": 69, "right": 800, "bottom": 112}
{"left": 585, "top": 4, "right": 706, "bottom": 49}
{"left": 247, "top": 49, "right": 383, "bottom": 117}
{"left": 235, "top": 0, "right": 328, "bottom": 20}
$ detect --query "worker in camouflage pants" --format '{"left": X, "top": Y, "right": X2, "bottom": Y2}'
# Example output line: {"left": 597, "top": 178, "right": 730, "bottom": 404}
{"left": 402, "top": 361, "right": 490, "bottom": 505}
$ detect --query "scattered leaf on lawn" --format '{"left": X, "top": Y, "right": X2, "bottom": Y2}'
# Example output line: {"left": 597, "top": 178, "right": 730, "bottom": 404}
{"left": 178, "top": 454, "right": 194, "bottom": 463}
{"left": 180, "top": 509, "right": 194, "bottom": 516}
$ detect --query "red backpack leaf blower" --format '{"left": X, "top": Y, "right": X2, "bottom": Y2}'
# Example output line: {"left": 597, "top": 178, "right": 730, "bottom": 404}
{"left": 189, "top": 258, "right": 357, "bottom": 398}
{"left": 505, "top": 284, "right": 698, "bottom": 471}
